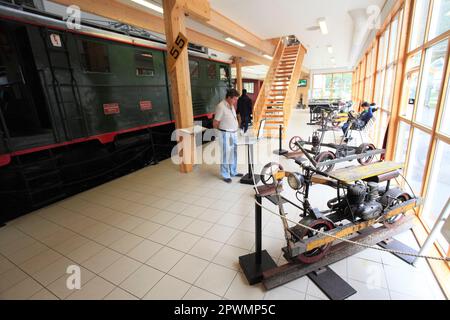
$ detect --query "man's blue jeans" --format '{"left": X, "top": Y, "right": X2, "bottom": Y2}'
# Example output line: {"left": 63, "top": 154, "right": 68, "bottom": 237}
{"left": 220, "top": 131, "right": 238, "bottom": 179}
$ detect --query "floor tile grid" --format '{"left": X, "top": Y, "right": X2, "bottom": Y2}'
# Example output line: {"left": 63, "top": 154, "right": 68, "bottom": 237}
{"left": 56, "top": 190, "right": 260, "bottom": 250}
{"left": 0, "top": 224, "right": 129, "bottom": 299}
{"left": 1, "top": 210, "right": 250, "bottom": 300}
{"left": 51, "top": 178, "right": 428, "bottom": 296}
{"left": 0, "top": 215, "right": 166, "bottom": 299}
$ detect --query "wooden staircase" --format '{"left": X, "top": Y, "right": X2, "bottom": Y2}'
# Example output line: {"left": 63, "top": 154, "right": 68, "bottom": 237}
{"left": 253, "top": 39, "right": 307, "bottom": 138}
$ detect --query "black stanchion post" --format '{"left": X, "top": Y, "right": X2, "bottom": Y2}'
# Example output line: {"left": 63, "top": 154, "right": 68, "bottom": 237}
{"left": 239, "top": 195, "right": 277, "bottom": 285}
{"left": 255, "top": 194, "right": 262, "bottom": 265}
{"left": 240, "top": 142, "right": 260, "bottom": 185}
{"left": 274, "top": 125, "right": 288, "bottom": 155}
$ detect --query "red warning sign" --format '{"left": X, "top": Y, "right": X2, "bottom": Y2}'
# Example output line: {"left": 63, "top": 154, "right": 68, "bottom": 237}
{"left": 140, "top": 100, "right": 152, "bottom": 111}
{"left": 103, "top": 103, "right": 120, "bottom": 115}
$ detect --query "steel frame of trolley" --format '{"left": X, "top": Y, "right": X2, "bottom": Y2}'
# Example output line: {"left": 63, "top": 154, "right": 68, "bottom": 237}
{"left": 287, "top": 122, "right": 384, "bottom": 173}
{"left": 239, "top": 157, "right": 421, "bottom": 299}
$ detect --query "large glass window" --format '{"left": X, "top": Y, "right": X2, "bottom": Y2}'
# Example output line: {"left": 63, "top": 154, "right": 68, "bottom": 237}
{"left": 428, "top": 0, "right": 450, "bottom": 40}
{"left": 382, "top": 66, "right": 395, "bottom": 111}
{"left": 409, "top": 0, "right": 430, "bottom": 51}
{"left": 312, "top": 73, "right": 352, "bottom": 100}
{"left": 400, "top": 53, "right": 422, "bottom": 119}
{"left": 388, "top": 16, "right": 399, "bottom": 64}
{"left": 406, "top": 128, "right": 431, "bottom": 195}
{"left": 353, "top": 0, "right": 450, "bottom": 285}
{"left": 422, "top": 140, "right": 450, "bottom": 254}
{"left": 415, "top": 40, "right": 448, "bottom": 127}
{"left": 439, "top": 78, "right": 450, "bottom": 136}
{"left": 395, "top": 121, "right": 411, "bottom": 164}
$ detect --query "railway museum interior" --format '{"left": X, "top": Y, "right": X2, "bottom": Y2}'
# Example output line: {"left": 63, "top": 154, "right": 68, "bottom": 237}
{"left": 0, "top": 0, "right": 449, "bottom": 303}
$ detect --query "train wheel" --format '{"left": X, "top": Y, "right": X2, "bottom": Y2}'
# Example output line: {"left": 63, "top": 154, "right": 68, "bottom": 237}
{"left": 384, "top": 193, "right": 411, "bottom": 227}
{"left": 260, "top": 162, "right": 284, "bottom": 186}
{"left": 315, "top": 151, "right": 336, "bottom": 173}
{"left": 357, "top": 143, "right": 376, "bottom": 165}
{"left": 297, "top": 218, "right": 335, "bottom": 264}
{"left": 289, "top": 136, "right": 303, "bottom": 151}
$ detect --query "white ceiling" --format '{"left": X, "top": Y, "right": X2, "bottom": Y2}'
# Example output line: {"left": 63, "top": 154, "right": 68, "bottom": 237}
{"left": 44, "top": 0, "right": 391, "bottom": 79}
{"left": 210, "top": 0, "right": 386, "bottom": 71}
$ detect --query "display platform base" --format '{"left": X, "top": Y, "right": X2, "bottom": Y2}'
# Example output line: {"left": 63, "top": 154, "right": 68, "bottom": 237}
{"left": 378, "top": 238, "right": 418, "bottom": 265}
{"left": 239, "top": 250, "right": 277, "bottom": 285}
{"left": 240, "top": 174, "right": 261, "bottom": 185}
{"left": 274, "top": 149, "right": 289, "bottom": 156}
{"left": 307, "top": 267, "right": 356, "bottom": 300}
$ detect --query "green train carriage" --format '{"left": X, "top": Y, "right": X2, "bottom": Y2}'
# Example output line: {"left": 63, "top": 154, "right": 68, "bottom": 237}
{"left": 0, "top": 3, "right": 231, "bottom": 222}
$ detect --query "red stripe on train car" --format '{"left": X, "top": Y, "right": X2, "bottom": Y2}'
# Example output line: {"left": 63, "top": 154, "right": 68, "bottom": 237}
{"left": 0, "top": 112, "right": 214, "bottom": 167}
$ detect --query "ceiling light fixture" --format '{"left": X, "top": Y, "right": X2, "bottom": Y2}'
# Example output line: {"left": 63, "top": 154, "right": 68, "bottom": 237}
{"left": 263, "top": 54, "right": 273, "bottom": 60}
{"left": 225, "top": 37, "right": 246, "bottom": 47}
{"left": 131, "top": 0, "right": 164, "bottom": 14}
{"left": 446, "top": 10, "right": 450, "bottom": 16}
{"left": 331, "top": 58, "right": 336, "bottom": 64}
{"left": 318, "top": 18, "right": 328, "bottom": 35}
{"left": 327, "top": 45, "right": 333, "bottom": 54}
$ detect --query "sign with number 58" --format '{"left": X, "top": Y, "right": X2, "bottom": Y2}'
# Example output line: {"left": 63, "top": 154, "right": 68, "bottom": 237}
{"left": 167, "top": 32, "right": 188, "bottom": 70}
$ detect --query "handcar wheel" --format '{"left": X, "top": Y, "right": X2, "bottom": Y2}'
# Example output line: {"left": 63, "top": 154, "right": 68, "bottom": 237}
{"left": 384, "top": 193, "right": 411, "bottom": 226}
{"left": 260, "top": 162, "right": 284, "bottom": 186}
{"left": 297, "top": 218, "right": 335, "bottom": 264}
{"left": 315, "top": 151, "right": 336, "bottom": 173}
{"left": 289, "top": 136, "right": 304, "bottom": 151}
{"left": 357, "top": 143, "right": 376, "bottom": 165}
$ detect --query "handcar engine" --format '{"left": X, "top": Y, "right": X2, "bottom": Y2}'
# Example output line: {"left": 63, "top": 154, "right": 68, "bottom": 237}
{"left": 345, "top": 182, "right": 383, "bottom": 221}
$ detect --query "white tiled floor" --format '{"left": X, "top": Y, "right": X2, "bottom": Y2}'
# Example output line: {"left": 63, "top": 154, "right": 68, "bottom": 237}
{"left": 0, "top": 109, "right": 447, "bottom": 300}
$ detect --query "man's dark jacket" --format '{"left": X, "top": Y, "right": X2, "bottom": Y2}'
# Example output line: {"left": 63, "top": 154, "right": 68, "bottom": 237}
{"left": 237, "top": 94, "right": 253, "bottom": 118}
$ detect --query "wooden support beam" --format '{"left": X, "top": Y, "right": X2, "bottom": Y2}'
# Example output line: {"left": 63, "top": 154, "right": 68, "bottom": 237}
{"left": 180, "top": 0, "right": 211, "bottom": 22}
{"left": 51, "top": 0, "right": 272, "bottom": 65}
{"left": 163, "top": 0, "right": 194, "bottom": 173}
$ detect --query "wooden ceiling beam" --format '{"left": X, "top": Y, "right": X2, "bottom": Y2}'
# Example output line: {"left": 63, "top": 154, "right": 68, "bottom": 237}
{"left": 179, "top": 0, "right": 211, "bottom": 22}
{"left": 50, "top": 0, "right": 272, "bottom": 65}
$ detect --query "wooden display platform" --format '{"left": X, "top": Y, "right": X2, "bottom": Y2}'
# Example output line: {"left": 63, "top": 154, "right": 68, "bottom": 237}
{"left": 262, "top": 215, "right": 416, "bottom": 290}
{"left": 328, "top": 161, "right": 403, "bottom": 184}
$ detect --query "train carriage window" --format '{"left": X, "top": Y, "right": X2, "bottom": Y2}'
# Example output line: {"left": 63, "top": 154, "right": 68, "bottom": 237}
{"left": 207, "top": 63, "right": 217, "bottom": 80}
{"left": 220, "top": 65, "right": 230, "bottom": 81}
{"left": 79, "top": 40, "right": 110, "bottom": 73}
{"left": 135, "top": 51, "right": 154, "bottom": 76}
{"left": 189, "top": 59, "right": 199, "bottom": 79}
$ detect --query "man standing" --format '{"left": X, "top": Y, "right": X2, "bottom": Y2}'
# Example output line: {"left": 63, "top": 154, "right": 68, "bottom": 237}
{"left": 236, "top": 89, "right": 253, "bottom": 134}
{"left": 214, "top": 89, "right": 243, "bottom": 183}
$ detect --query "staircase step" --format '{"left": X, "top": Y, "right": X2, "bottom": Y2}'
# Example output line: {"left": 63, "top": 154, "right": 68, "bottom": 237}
{"left": 271, "top": 86, "right": 289, "bottom": 89}
{"left": 265, "top": 126, "right": 286, "bottom": 131}
{"left": 264, "top": 112, "right": 284, "bottom": 116}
